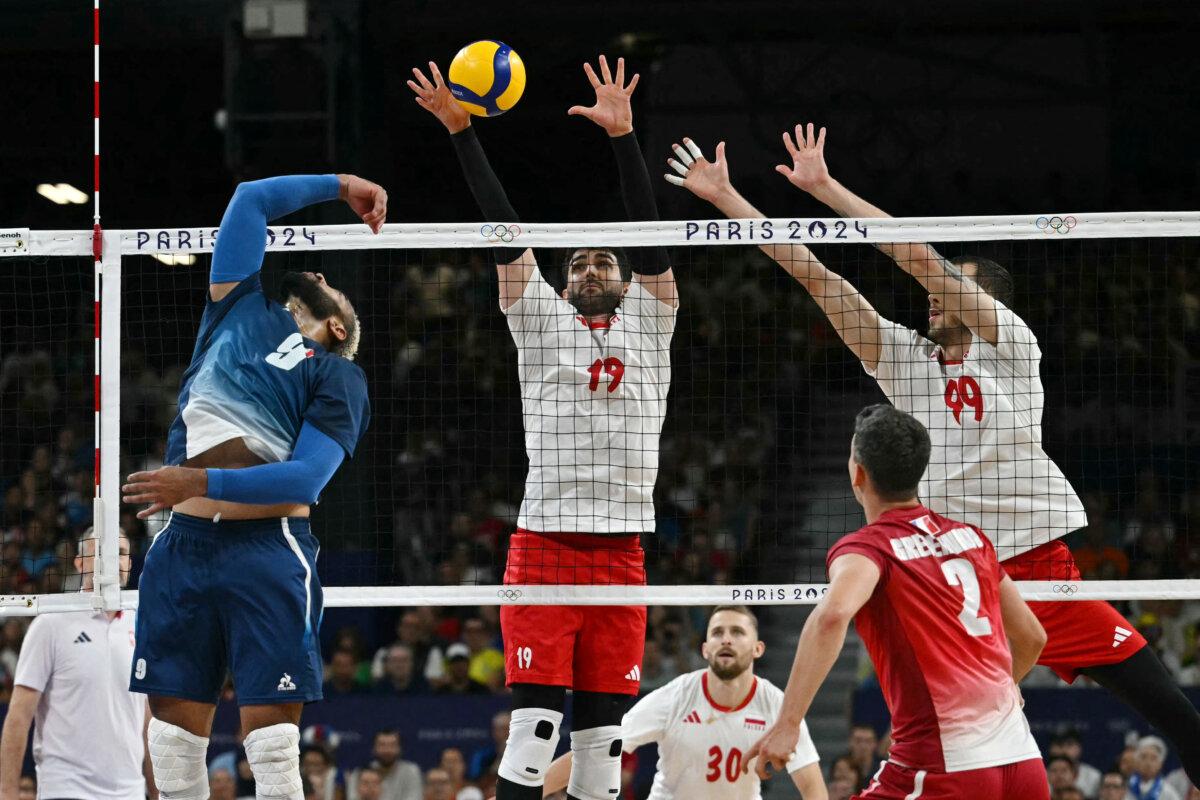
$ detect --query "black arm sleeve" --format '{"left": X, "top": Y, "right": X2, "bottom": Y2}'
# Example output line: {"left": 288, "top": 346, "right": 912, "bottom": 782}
{"left": 610, "top": 131, "right": 672, "bottom": 275}
{"left": 450, "top": 126, "right": 526, "bottom": 264}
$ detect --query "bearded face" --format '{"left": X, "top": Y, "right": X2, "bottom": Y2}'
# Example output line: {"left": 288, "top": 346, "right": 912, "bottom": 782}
{"left": 281, "top": 271, "right": 343, "bottom": 321}
{"left": 562, "top": 249, "right": 627, "bottom": 316}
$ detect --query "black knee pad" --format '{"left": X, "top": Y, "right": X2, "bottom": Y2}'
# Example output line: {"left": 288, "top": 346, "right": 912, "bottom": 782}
{"left": 511, "top": 683, "right": 567, "bottom": 713}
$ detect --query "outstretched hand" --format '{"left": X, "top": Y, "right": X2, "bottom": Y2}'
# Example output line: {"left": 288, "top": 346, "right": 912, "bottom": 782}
{"left": 567, "top": 55, "right": 639, "bottom": 137}
{"left": 338, "top": 174, "right": 388, "bottom": 234}
{"left": 663, "top": 138, "right": 731, "bottom": 204}
{"left": 744, "top": 721, "right": 800, "bottom": 780}
{"left": 408, "top": 61, "right": 471, "bottom": 134}
{"left": 123, "top": 466, "right": 207, "bottom": 519}
{"left": 776, "top": 122, "right": 831, "bottom": 193}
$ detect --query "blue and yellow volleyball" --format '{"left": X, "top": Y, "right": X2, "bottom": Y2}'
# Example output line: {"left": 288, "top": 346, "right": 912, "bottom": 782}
{"left": 448, "top": 40, "right": 526, "bottom": 117}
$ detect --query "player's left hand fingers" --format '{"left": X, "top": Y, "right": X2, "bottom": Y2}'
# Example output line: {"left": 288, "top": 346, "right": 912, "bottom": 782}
{"left": 598, "top": 54, "right": 613, "bottom": 84}
{"left": 671, "top": 142, "right": 695, "bottom": 167}
{"left": 136, "top": 502, "right": 169, "bottom": 520}
{"left": 123, "top": 491, "right": 161, "bottom": 506}
{"left": 581, "top": 61, "right": 601, "bottom": 89}
{"left": 567, "top": 105, "right": 597, "bottom": 121}
{"left": 667, "top": 158, "right": 689, "bottom": 177}
{"left": 625, "top": 72, "right": 640, "bottom": 95}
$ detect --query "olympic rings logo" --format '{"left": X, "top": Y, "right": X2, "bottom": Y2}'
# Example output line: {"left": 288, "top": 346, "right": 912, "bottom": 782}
{"left": 1035, "top": 215, "right": 1077, "bottom": 235}
{"left": 1051, "top": 583, "right": 1080, "bottom": 595}
{"left": 481, "top": 224, "right": 522, "bottom": 243}
{"left": 496, "top": 589, "right": 523, "bottom": 601}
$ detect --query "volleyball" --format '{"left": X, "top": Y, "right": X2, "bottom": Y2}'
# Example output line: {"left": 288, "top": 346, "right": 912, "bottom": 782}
{"left": 447, "top": 40, "right": 526, "bottom": 117}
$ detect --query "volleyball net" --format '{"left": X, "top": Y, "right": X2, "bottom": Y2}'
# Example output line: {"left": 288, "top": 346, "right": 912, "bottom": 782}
{"left": 1, "top": 214, "right": 1198, "bottom": 614}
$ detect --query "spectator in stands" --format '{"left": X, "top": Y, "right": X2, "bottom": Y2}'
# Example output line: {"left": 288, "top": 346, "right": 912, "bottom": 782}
{"left": 460, "top": 617, "right": 504, "bottom": 690}
{"left": 1099, "top": 771, "right": 1128, "bottom": 800}
{"left": 374, "top": 644, "right": 431, "bottom": 696}
{"left": 19, "top": 518, "right": 55, "bottom": 578}
{"left": 467, "top": 711, "right": 510, "bottom": 783}
{"left": 350, "top": 730, "right": 421, "bottom": 800}
{"left": 638, "top": 638, "right": 676, "bottom": 692}
{"left": 436, "top": 644, "right": 490, "bottom": 695}
{"left": 332, "top": 627, "right": 375, "bottom": 686}
{"left": 356, "top": 766, "right": 384, "bottom": 800}
{"left": 371, "top": 610, "right": 447, "bottom": 686}
{"left": 325, "top": 649, "right": 370, "bottom": 698}
{"left": 844, "top": 723, "right": 879, "bottom": 783}
{"left": 1073, "top": 493, "right": 1129, "bottom": 579}
{"left": 210, "top": 766, "right": 238, "bottom": 800}
{"left": 1054, "top": 788, "right": 1085, "bottom": 800}
{"left": 423, "top": 768, "right": 454, "bottom": 800}
{"left": 1049, "top": 729, "right": 1102, "bottom": 798}
{"left": 827, "top": 776, "right": 855, "bottom": 800}
{"left": 1130, "top": 736, "right": 1182, "bottom": 800}
{"left": 301, "top": 744, "right": 343, "bottom": 800}
{"left": 1048, "top": 755, "right": 1080, "bottom": 798}
{"left": 1119, "top": 746, "right": 1138, "bottom": 779}
{"left": 439, "top": 747, "right": 482, "bottom": 800}
{"left": 828, "top": 755, "right": 862, "bottom": 792}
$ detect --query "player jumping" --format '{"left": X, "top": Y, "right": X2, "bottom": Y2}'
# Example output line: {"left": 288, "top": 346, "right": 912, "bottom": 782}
{"left": 535, "top": 605, "right": 827, "bottom": 800}
{"left": 666, "top": 127, "right": 1200, "bottom": 786}
{"left": 121, "top": 172, "right": 385, "bottom": 799}
{"left": 750, "top": 404, "right": 1049, "bottom": 799}
{"left": 409, "top": 56, "right": 676, "bottom": 800}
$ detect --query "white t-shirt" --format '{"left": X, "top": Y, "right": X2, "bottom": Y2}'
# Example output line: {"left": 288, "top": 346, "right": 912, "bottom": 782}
{"left": 504, "top": 271, "right": 677, "bottom": 533}
{"left": 865, "top": 303, "right": 1087, "bottom": 560}
{"left": 13, "top": 610, "right": 146, "bottom": 800}
{"left": 621, "top": 669, "right": 820, "bottom": 800}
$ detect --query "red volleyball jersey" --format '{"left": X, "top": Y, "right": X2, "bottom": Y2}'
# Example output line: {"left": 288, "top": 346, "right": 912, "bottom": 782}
{"left": 827, "top": 505, "right": 1040, "bottom": 773}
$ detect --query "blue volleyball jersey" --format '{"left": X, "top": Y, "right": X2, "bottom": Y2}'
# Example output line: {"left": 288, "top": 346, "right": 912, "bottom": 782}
{"left": 165, "top": 274, "right": 369, "bottom": 467}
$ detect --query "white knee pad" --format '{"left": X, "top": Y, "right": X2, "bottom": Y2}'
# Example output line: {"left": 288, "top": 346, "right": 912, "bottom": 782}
{"left": 244, "top": 722, "right": 303, "bottom": 799}
{"left": 567, "top": 725, "right": 623, "bottom": 800}
{"left": 148, "top": 718, "right": 210, "bottom": 800}
{"left": 497, "top": 707, "right": 564, "bottom": 787}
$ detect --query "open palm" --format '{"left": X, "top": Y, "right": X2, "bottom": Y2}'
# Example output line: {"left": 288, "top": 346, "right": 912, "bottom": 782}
{"left": 568, "top": 55, "right": 639, "bottom": 136}
{"left": 776, "top": 122, "right": 830, "bottom": 192}
{"left": 665, "top": 139, "right": 731, "bottom": 204}
{"left": 407, "top": 61, "right": 471, "bottom": 134}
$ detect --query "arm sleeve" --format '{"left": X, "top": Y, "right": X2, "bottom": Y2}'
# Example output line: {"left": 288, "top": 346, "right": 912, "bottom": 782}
{"left": 620, "top": 683, "right": 675, "bottom": 751}
{"left": 786, "top": 719, "right": 821, "bottom": 773}
{"left": 206, "top": 421, "right": 345, "bottom": 506}
{"left": 826, "top": 538, "right": 891, "bottom": 587}
{"left": 12, "top": 617, "right": 54, "bottom": 692}
{"left": 450, "top": 127, "right": 525, "bottom": 264}
{"left": 609, "top": 132, "right": 671, "bottom": 275}
{"left": 210, "top": 174, "right": 341, "bottom": 285}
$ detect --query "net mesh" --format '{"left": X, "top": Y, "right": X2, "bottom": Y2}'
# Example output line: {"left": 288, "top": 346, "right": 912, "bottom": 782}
{"left": 0, "top": 255, "right": 95, "bottom": 600}
{"left": 109, "top": 229, "right": 1200, "bottom": 604}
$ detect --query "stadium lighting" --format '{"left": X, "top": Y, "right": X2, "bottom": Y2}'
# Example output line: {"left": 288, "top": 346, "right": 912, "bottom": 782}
{"left": 36, "top": 183, "right": 89, "bottom": 205}
{"left": 151, "top": 253, "right": 197, "bottom": 266}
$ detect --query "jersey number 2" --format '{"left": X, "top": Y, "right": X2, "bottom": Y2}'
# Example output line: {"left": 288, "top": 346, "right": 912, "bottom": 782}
{"left": 940, "top": 558, "right": 993, "bottom": 637}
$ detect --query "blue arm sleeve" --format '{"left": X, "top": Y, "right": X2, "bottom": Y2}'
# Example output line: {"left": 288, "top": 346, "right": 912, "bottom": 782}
{"left": 210, "top": 174, "right": 341, "bottom": 285}
{"left": 205, "top": 421, "right": 345, "bottom": 505}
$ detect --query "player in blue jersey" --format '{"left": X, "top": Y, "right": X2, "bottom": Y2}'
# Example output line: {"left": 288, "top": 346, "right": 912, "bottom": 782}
{"left": 120, "top": 172, "right": 385, "bottom": 800}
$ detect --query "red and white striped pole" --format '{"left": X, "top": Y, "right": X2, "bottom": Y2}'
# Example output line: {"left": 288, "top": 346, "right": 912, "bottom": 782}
{"left": 92, "top": 0, "right": 101, "bottom": 502}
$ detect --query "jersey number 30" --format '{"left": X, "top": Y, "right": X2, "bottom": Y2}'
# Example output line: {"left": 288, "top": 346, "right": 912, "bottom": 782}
{"left": 941, "top": 558, "right": 993, "bottom": 637}
{"left": 706, "top": 746, "right": 743, "bottom": 783}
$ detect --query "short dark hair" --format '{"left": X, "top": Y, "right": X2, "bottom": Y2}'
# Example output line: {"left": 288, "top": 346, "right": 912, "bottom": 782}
{"left": 374, "top": 729, "right": 401, "bottom": 744}
{"left": 561, "top": 247, "right": 632, "bottom": 283}
{"left": 1047, "top": 754, "right": 1078, "bottom": 774}
{"left": 951, "top": 255, "right": 1014, "bottom": 307}
{"left": 709, "top": 605, "right": 759, "bottom": 633}
{"left": 852, "top": 405, "right": 931, "bottom": 502}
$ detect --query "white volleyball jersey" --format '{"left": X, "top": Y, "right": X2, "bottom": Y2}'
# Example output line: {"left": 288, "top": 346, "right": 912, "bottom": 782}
{"left": 13, "top": 610, "right": 146, "bottom": 800}
{"left": 504, "top": 271, "right": 676, "bottom": 533}
{"left": 622, "top": 669, "right": 820, "bottom": 800}
{"left": 864, "top": 303, "right": 1087, "bottom": 560}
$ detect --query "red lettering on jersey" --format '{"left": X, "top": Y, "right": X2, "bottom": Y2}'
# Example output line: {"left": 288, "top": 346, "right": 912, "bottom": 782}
{"left": 944, "top": 376, "right": 984, "bottom": 423}
{"left": 706, "top": 746, "right": 745, "bottom": 783}
{"left": 587, "top": 356, "right": 625, "bottom": 393}
{"left": 706, "top": 746, "right": 722, "bottom": 782}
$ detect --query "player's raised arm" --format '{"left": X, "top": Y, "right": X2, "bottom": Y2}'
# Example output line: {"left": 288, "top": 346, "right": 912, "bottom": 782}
{"left": 209, "top": 173, "right": 386, "bottom": 303}
{"left": 667, "top": 138, "right": 884, "bottom": 369}
{"left": 747, "top": 553, "right": 880, "bottom": 780}
{"left": 998, "top": 574, "right": 1047, "bottom": 683}
{"left": 569, "top": 55, "right": 677, "bottom": 308}
{"left": 777, "top": 123, "right": 1001, "bottom": 345}
{"left": 408, "top": 61, "right": 534, "bottom": 310}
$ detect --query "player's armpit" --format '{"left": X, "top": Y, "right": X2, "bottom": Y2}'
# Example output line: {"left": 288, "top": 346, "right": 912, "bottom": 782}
{"left": 998, "top": 574, "right": 1047, "bottom": 682}
{"left": 790, "top": 761, "right": 830, "bottom": 800}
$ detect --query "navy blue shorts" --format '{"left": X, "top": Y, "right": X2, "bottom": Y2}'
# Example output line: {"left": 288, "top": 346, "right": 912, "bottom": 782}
{"left": 130, "top": 512, "right": 324, "bottom": 705}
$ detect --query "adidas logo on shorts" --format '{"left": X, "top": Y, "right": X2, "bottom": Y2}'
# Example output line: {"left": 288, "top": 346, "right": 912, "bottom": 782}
{"left": 625, "top": 665, "right": 641, "bottom": 682}
{"left": 277, "top": 673, "right": 296, "bottom": 692}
